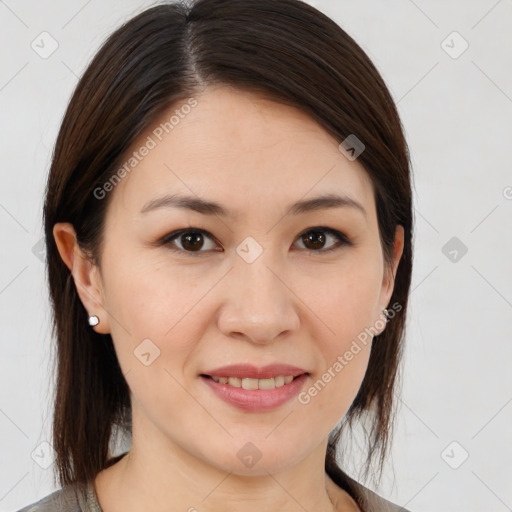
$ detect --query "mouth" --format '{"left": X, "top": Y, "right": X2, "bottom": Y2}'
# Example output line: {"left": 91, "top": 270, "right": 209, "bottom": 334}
{"left": 199, "top": 369, "right": 310, "bottom": 411}
{"left": 200, "top": 373, "right": 308, "bottom": 390}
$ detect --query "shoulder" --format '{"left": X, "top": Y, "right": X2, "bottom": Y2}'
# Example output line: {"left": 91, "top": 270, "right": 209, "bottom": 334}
{"left": 14, "top": 483, "right": 85, "bottom": 512}
{"left": 352, "top": 479, "right": 412, "bottom": 512}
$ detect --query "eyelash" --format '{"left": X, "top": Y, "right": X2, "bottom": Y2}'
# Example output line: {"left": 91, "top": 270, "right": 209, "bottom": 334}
{"left": 158, "top": 226, "right": 353, "bottom": 256}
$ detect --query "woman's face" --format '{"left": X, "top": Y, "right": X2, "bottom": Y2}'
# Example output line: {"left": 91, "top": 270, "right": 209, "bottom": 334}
{"left": 63, "top": 85, "right": 403, "bottom": 475}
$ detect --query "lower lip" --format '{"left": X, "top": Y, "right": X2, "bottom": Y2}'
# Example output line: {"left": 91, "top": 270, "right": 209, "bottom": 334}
{"left": 200, "top": 374, "right": 309, "bottom": 411}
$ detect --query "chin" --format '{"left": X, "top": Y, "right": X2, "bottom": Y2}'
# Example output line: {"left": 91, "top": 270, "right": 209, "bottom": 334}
{"left": 199, "top": 438, "right": 306, "bottom": 477}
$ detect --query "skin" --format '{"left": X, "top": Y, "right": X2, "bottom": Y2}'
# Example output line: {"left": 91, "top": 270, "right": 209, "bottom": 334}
{"left": 54, "top": 85, "right": 404, "bottom": 512}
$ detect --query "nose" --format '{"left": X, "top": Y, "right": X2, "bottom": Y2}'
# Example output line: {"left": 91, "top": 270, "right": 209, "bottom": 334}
{"left": 216, "top": 255, "right": 300, "bottom": 345}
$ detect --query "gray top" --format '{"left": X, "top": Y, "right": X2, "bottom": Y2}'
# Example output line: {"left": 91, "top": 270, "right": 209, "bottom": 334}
{"left": 15, "top": 481, "right": 102, "bottom": 512}
{"left": 15, "top": 478, "right": 410, "bottom": 512}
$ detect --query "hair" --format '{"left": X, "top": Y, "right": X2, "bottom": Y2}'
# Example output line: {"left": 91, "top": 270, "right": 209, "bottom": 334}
{"left": 44, "top": 0, "right": 413, "bottom": 507}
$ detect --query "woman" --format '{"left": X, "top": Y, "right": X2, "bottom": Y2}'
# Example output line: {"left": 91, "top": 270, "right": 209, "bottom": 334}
{"left": 17, "top": 0, "right": 413, "bottom": 510}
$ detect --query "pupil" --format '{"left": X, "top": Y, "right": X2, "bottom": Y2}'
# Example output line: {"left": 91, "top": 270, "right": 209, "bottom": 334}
{"left": 182, "top": 232, "right": 203, "bottom": 251}
{"left": 304, "top": 231, "right": 325, "bottom": 250}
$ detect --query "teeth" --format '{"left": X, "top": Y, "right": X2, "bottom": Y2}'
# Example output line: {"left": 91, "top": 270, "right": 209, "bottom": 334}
{"left": 210, "top": 375, "right": 299, "bottom": 389}
{"left": 274, "top": 376, "right": 285, "bottom": 387}
{"left": 257, "top": 377, "right": 275, "bottom": 390}
{"left": 228, "top": 377, "right": 241, "bottom": 387}
{"left": 242, "top": 378, "right": 259, "bottom": 390}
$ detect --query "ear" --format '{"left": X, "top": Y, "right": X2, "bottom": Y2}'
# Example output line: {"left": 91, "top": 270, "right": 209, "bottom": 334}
{"left": 377, "top": 224, "right": 405, "bottom": 329}
{"left": 53, "top": 222, "right": 111, "bottom": 334}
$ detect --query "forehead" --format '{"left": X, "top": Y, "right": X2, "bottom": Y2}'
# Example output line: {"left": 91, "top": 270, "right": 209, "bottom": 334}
{"left": 109, "top": 85, "right": 374, "bottom": 220}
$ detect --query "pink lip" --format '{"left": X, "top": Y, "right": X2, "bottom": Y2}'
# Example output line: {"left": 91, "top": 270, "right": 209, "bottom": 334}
{"left": 200, "top": 373, "right": 309, "bottom": 411}
{"left": 201, "top": 363, "right": 308, "bottom": 379}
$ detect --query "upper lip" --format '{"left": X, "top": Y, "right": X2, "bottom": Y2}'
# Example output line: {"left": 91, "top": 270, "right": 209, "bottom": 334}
{"left": 201, "top": 364, "right": 309, "bottom": 379}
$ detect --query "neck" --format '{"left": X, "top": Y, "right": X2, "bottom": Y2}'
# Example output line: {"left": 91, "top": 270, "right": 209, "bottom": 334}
{"left": 96, "top": 414, "right": 339, "bottom": 512}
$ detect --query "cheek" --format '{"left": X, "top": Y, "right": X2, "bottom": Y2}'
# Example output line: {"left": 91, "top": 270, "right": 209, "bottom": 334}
{"left": 100, "top": 258, "right": 210, "bottom": 420}
{"left": 297, "top": 326, "right": 372, "bottom": 427}
{"left": 289, "top": 260, "right": 380, "bottom": 419}
{"left": 103, "top": 249, "right": 200, "bottom": 331}
{"left": 301, "top": 255, "right": 383, "bottom": 343}
{"left": 100, "top": 251, "right": 211, "bottom": 378}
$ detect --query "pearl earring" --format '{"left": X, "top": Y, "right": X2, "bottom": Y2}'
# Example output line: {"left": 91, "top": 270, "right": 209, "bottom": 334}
{"left": 88, "top": 315, "right": 100, "bottom": 327}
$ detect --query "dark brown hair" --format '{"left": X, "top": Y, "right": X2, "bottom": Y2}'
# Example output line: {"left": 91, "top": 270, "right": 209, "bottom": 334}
{"left": 44, "top": 0, "right": 413, "bottom": 507}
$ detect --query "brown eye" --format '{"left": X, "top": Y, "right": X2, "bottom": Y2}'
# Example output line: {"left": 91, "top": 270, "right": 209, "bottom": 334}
{"left": 301, "top": 230, "right": 327, "bottom": 250}
{"left": 294, "top": 227, "right": 351, "bottom": 253}
{"left": 180, "top": 231, "right": 206, "bottom": 251}
{"left": 160, "top": 226, "right": 351, "bottom": 257}
{"left": 161, "top": 229, "right": 218, "bottom": 254}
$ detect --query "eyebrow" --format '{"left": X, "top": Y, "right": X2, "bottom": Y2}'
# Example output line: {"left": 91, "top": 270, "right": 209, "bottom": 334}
{"left": 140, "top": 192, "right": 366, "bottom": 218}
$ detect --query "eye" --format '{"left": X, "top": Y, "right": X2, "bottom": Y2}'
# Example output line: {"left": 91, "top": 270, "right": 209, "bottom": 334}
{"left": 294, "top": 226, "right": 352, "bottom": 253}
{"left": 159, "top": 226, "right": 352, "bottom": 256}
{"left": 160, "top": 228, "right": 219, "bottom": 255}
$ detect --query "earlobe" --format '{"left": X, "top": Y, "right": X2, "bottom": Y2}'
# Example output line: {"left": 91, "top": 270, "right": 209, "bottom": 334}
{"left": 53, "top": 223, "right": 110, "bottom": 334}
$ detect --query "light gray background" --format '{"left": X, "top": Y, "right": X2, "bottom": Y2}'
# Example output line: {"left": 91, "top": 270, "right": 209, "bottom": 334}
{"left": 1, "top": 1, "right": 511, "bottom": 511}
